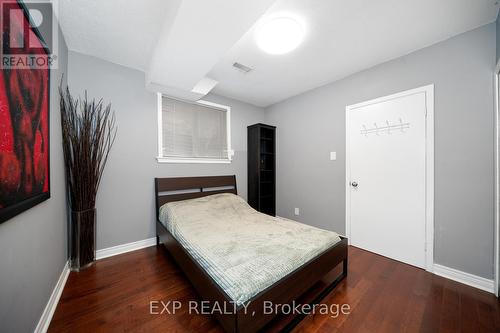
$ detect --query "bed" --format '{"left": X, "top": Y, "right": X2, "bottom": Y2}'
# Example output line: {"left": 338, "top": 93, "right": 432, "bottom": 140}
{"left": 155, "top": 175, "right": 348, "bottom": 333}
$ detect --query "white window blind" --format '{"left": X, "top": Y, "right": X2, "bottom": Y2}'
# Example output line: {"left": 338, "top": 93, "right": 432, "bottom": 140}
{"left": 159, "top": 96, "right": 231, "bottom": 162}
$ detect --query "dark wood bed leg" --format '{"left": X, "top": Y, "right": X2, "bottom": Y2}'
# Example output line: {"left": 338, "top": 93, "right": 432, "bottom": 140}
{"left": 156, "top": 235, "right": 160, "bottom": 246}
{"left": 279, "top": 262, "right": 348, "bottom": 333}
{"left": 343, "top": 257, "right": 348, "bottom": 277}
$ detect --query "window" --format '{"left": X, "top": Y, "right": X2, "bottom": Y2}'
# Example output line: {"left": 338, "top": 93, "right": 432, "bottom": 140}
{"left": 157, "top": 94, "right": 232, "bottom": 163}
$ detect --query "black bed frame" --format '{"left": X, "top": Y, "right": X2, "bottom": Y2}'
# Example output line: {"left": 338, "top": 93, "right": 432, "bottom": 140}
{"left": 155, "top": 175, "right": 348, "bottom": 332}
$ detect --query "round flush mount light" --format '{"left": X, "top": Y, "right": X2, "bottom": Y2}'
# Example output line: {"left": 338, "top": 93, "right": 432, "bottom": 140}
{"left": 255, "top": 16, "right": 305, "bottom": 55}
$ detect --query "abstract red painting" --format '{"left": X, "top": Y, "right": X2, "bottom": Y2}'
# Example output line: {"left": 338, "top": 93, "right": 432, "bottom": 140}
{"left": 0, "top": 0, "right": 50, "bottom": 223}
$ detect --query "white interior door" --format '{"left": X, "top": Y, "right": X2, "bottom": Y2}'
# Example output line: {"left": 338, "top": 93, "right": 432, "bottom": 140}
{"left": 346, "top": 87, "right": 431, "bottom": 269}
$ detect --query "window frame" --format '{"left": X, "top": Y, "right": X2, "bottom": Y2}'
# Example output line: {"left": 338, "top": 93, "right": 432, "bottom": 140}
{"left": 156, "top": 93, "right": 233, "bottom": 164}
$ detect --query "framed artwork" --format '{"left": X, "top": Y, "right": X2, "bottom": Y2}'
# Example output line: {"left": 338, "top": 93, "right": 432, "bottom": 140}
{"left": 0, "top": 0, "right": 50, "bottom": 223}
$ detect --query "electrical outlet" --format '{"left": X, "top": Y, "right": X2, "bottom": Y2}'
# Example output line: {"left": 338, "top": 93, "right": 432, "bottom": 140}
{"left": 330, "top": 152, "right": 337, "bottom": 160}
{"left": 294, "top": 208, "right": 300, "bottom": 216}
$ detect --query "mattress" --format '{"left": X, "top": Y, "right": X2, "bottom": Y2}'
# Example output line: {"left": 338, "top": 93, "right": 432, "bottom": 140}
{"left": 159, "top": 193, "right": 341, "bottom": 305}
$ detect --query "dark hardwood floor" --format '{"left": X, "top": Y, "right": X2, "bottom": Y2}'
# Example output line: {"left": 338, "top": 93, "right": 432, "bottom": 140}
{"left": 49, "top": 245, "right": 500, "bottom": 332}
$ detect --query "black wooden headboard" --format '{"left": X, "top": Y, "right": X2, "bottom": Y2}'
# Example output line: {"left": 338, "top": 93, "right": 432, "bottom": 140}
{"left": 154, "top": 175, "right": 237, "bottom": 219}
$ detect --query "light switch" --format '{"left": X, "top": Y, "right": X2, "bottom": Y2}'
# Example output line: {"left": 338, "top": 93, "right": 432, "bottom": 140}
{"left": 330, "top": 152, "right": 337, "bottom": 160}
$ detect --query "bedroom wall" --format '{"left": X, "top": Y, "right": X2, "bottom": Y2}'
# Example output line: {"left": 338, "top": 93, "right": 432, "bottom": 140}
{"left": 0, "top": 27, "right": 69, "bottom": 332}
{"left": 265, "top": 24, "right": 496, "bottom": 279}
{"left": 497, "top": 14, "right": 500, "bottom": 62}
{"left": 67, "top": 51, "right": 265, "bottom": 250}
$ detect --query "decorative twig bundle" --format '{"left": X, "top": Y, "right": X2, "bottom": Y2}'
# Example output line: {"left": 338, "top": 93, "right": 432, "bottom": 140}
{"left": 59, "top": 86, "right": 116, "bottom": 270}
{"left": 59, "top": 87, "right": 116, "bottom": 211}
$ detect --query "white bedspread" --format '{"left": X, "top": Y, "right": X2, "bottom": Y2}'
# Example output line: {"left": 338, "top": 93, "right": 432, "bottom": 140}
{"left": 159, "top": 193, "right": 341, "bottom": 305}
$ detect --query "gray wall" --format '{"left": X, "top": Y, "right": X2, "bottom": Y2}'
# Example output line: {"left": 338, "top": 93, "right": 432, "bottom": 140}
{"left": 265, "top": 24, "right": 496, "bottom": 279}
{"left": 67, "top": 51, "right": 265, "bottom": 250}
{"left": 497, "top": 14, "right": 500, "bottom": 62}
{"left": 0, "top": 28, "right": 69, "bottom": 332}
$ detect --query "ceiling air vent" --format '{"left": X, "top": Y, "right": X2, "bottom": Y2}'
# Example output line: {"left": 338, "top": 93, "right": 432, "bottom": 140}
{"left": 233, "top": 62, "right": 253, "bottom": 73}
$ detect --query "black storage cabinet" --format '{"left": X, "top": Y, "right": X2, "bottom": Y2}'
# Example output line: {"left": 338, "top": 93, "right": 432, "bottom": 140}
{"left": 247, "top": 123, "right": 276, "bottom": 216}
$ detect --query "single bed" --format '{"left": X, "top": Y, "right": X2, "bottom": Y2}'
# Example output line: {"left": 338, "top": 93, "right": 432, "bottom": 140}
{"left": 155, "top": 175, "right": 348, "bottom": 333}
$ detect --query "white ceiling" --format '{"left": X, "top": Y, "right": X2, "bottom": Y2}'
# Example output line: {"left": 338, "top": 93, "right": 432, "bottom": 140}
{"left": 59, "top": 0, "right": 173, "bottom": 71}
{"left": 210, "top": 0, "right": 500, "bottom": 106}
{"left": 59, "top": 0, "right": 499, "bottom": 107}
{"left": 146, "top": 0, "right": 276, "bottom": 100}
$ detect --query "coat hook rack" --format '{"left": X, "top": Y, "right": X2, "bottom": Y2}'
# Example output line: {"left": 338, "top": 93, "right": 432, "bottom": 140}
{"left": 361, "top": 118, "right": 410, "bottom": 136}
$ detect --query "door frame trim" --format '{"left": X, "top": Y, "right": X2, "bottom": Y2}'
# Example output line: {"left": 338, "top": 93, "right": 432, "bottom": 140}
{"left": 494, "top": 60, "right": 500, "bottom": 297}
{"left": 345, "top": 84, "right": 435, "bottom": 272}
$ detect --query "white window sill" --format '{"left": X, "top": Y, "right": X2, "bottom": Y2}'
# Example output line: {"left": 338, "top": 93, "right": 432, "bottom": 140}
{"left": 156, "top": 157, "right": 232, "bottom": 164}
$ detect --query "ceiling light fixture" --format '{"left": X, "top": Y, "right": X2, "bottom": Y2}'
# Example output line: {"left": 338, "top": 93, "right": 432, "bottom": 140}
{"left": 255, "top": 15, "right": 305, "bottom": 55}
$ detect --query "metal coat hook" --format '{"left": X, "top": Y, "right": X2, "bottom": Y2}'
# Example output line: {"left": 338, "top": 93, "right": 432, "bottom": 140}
{"left": 398, "top": 118, "right": 406, "bottom": 133}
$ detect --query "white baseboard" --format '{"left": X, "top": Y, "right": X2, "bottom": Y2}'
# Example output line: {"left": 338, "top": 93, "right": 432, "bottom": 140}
{"left": 34, "top": 261, "right": 70, "bottom": 333}
{"left": 96, "top": 237, "right": 157, "bottom": 260}
{"left": 433, "top": 263, "right": 494, "bottom": 293}
{"left": 34, "top": 238, "right": 157, "bottom": 332}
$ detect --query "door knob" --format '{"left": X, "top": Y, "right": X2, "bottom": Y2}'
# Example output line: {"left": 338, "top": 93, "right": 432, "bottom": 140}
{"left": 351, "top": 181, "right": 358, "bottom": 188}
